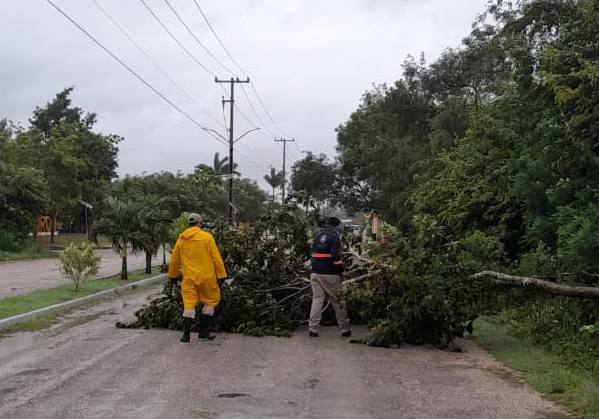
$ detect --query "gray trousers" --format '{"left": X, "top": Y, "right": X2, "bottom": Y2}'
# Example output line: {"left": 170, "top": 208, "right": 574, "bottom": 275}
{"left": 309, "top": 273, "right": 350, "bottom": 333}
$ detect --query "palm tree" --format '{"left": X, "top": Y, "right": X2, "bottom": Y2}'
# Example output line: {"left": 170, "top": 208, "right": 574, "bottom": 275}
{"left": 94, "top": 197, "right": 148, "bottom": 280}
{"left": 137, "top": 197, "right": 171, "bottom": 275}
{"left": 214, "top": 152, "right": 240, "bottom": 175}
{"left": 264, "top": 167, "right": 284, "bottom": 203}
{"left": 197, "top": 152, "right": 240, "bottom": 176}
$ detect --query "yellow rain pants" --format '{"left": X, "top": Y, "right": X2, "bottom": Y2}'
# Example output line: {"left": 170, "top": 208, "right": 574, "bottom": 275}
{"left": 167, "top": 226, "right": 227, "bottom": 318}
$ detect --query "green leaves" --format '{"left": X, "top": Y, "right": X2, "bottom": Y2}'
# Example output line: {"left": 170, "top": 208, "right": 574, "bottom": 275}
{"left": 59, "top": 241, "right": 100, "bottom": 293}
{"left": 0, "top": 161, "right": 48, "bottom": 244}
{"left": 120, "top": 206, "right": 313, "bottom": 336}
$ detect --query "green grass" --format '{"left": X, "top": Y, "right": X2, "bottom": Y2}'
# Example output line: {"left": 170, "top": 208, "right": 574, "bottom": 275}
{"left": 0, "top": 268, "right": 161, "bottom": 321}
{"left": 0, "top": 234, "right": 112, "bottom": 262}
{"left": 38, "top": 234, "right": 111, "bottom": 249}
{"left": 0, "top": 241, "right": 56, "bottom": 262}
{"left": 474, "top": 316, "right": 599, "bottom": 418}
{"left": 0, "top": 315, "right": 60, "bottom": 336}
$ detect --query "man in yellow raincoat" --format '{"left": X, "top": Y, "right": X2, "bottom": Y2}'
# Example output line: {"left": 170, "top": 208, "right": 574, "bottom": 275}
{"left": 168, "top": 213, "right": 227, "bottom": 342}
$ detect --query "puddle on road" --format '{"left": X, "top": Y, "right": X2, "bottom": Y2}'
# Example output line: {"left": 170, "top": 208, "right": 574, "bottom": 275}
{"left": 191, "top": 411, "right": 217, "bottom": 418}
{"left": 46, "top": 311, "right": 108, "bottom": 336}
{"left": 305, "top": 378, "right": 320, "bottom": 389}
{"left": 0, "top": 387, "right": 16, "bottom": 397}
{"left": 216, "top": 393, "right": 251, "bottom": 398}
{"left": 14, "top": 368, "right": 50, "bottom": 376}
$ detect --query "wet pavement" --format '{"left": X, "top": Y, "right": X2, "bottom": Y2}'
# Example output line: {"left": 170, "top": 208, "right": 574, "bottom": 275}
{"left": 0, "top": 249, "right": 156, "bottom": 299}
{"left": 0, "top": 287, "right": 569, "bottom": 418}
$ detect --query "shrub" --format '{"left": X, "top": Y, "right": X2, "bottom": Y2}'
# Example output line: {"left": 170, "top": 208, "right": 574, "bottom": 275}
{"left": 59, "top": 242, "right": 101, "bottom": 292}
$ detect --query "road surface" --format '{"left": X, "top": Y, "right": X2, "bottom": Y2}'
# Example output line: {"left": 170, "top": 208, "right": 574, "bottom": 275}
{"left": 0, "top": 287, "right": 568, "bottom": 418}
{"left": 0, "top": 249, "right": 157, "bottom": 299}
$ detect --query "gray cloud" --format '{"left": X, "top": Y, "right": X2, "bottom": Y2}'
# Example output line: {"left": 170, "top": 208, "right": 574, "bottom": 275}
{"left": 0, "top": 0, "right": 487, "bottom": 186}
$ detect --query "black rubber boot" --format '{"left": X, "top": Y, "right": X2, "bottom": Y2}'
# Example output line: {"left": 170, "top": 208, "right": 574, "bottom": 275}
{"left": 180, "top": 317, "right": 192, "bottom": 343}
{"left": 198, "top": 315, "right": 215, "bottom": 340}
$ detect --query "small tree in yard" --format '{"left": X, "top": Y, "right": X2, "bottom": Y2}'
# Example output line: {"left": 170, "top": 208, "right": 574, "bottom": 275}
{"left": 94, "top": 197, "right": 147, "bottom": 280}
{"left": 59, "top": 241, "right": 100, "bottom": 293}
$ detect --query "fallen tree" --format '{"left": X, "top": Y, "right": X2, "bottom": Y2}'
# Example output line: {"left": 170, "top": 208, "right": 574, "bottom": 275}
{"left": 118, "top": 208, "right": 380, "bottom": 336}
{"left": 472, "top": 271, "right": 599, "bottom": 299}
{"left": 120, "top": 210, "right": 599, "bottom": 349}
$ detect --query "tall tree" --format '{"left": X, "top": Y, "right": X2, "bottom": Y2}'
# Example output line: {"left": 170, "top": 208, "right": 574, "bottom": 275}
{"left": 291, "top": 152, "right": 336, "bottom": 216}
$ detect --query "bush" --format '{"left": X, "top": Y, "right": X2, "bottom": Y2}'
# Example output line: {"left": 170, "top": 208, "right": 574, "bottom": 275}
{"left": 59, "top": 242, "right": 101, "bottom": 292}
{"left": 496, "top": 299, "right": 599, "bottom": 373}
{"left": 0, "top": 230, "right": 23, "bottom": 252}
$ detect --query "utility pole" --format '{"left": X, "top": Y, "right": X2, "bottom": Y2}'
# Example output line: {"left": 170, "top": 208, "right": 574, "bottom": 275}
{"left": 275, "top": 137, "right": 295, "bottom": 202}
{"left": 215, "top": 76, "right": 250, "bottom": 226}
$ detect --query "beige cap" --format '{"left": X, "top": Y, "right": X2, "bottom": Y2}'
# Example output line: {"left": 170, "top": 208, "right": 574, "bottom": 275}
{"left": 188, "top": 213, "right": 203, "bottom": 225}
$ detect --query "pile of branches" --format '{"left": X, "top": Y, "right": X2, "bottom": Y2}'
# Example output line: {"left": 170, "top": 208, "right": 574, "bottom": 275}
{"left": 118, "top": 209, "right": 360, "bottom": 336}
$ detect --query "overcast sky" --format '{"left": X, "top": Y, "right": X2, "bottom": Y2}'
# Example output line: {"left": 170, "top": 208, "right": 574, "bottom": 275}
{"left": 0, "top": 0, "right": 488, "bottom": 188}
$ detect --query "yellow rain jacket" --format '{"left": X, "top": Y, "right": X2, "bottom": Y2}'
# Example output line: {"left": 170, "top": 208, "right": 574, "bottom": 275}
{"left": 168, "top": 226, "right": 227, "bottom": 314}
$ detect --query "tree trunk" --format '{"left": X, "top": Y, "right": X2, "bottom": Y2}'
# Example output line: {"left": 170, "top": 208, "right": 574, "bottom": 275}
{"left": 121, "top": 255, "right": 128, "bottom": 280}
{"left": 472, "top": 271, "right": 599, "bottom": 299}
{"left": 162, "top": 245, "right": 166, "bottom": 266}
{"left": 145, "top": 251, "right": 152, "bottom": 275}
{"left": 50, "top": 214, "right": 56, "bottom": 244}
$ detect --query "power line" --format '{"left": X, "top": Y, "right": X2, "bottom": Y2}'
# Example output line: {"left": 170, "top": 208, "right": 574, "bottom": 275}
{"left": 49, "top": 0, "right": 274, "bottom": 177}
{"left": 190, "top": 1, "right": 295, "bottom": 142}
{"left": 139, "top": 0, "right": 251, "bottom": 134}
{"left": 45, "top": 0, "right": 227, "bottom": 148}
{"left": 250, "top": 82, "right": 291, "bottom": 138}
{"left": 138, "top": 0, "right": 215, "bottom": 77}
{"left": 240, "top": 84, "right": 278, "bottom": 138}
{"left": 155, "top": 1, "right": 267, "bottom": 139}
{"left": 90, "top": 0, "right": 225, "bottom": 130}
{"left": 191, "top": 0, "right": 247, "bottom": 77}
{"left": 138, "top": 0, "right": 274, "bottom": 172}
{"left": 163, "top": 0, "right": 235, "bottom": 76}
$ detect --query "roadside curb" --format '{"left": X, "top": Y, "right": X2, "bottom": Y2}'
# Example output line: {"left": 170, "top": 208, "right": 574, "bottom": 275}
{"left": 0, "top": 273, "right": 166, "bottom": 331}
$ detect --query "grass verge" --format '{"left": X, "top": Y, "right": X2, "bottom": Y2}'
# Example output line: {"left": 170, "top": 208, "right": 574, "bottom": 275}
{"left": 474, "top": 316, "right": 599, "bottom": 418}
{"left": 0, "top": 241, "right": 56, "bottom": 262}
{"left": 38, "top": 233, "right": 111, "bottom": 249}
{"left": 0, "top": 268, "right": 160, "bottom": 321}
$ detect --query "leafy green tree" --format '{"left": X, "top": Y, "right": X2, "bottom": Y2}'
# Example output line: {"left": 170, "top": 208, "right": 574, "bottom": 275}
{"left": 59, "top": 241, "right": 100, "bottom": 293}
{"left": 233, "top": 178, "right": 268, "bottom": 223}
{"left": 24, "top": 88, "right": 119, "bottom": 241}
{"left": 290, "top": 152, "right": 336, "bottom": 216}
{"left": 0, "top": 161, "right": 48, "bottom": 247}
{"left": 29, "top": 87, "right": 96, "bottom": 139}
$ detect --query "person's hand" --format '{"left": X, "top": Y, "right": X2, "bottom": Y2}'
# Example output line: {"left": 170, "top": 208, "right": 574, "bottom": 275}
{"left": 218, "top": 277, "right": 233, "bottom": 288}
{"left": 167, "top": 277, "right": 177, "bottom": 293}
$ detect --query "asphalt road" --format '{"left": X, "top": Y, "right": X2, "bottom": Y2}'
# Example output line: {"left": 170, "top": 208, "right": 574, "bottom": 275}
{"left": 0, "top": 287, "right": 569, "bottom": 419}
{"left": 0, "top": 249, "right": 155, "bottom": 299}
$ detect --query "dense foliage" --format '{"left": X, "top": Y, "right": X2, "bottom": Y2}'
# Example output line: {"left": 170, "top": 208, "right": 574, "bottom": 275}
{"left": 0, "top": 88, "right": 119, "bottom": 247}
{"left": 119, "top": 207, "right": 314, "bottom": 336}
{"left": 334, "top": 0, "right": 599, "bottom": 352}
{"left": 1, "top": 88, "right": 269, "bottom": 257}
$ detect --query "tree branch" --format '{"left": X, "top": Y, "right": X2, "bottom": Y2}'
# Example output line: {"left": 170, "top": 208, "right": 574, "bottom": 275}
{"left": 472, "top": 271, "right": 599, "bottom": 299}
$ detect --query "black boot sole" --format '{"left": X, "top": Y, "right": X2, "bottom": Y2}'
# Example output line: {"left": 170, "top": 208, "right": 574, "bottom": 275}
{"left": 198, "top": 335, "right": 216, "bottom": 341}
